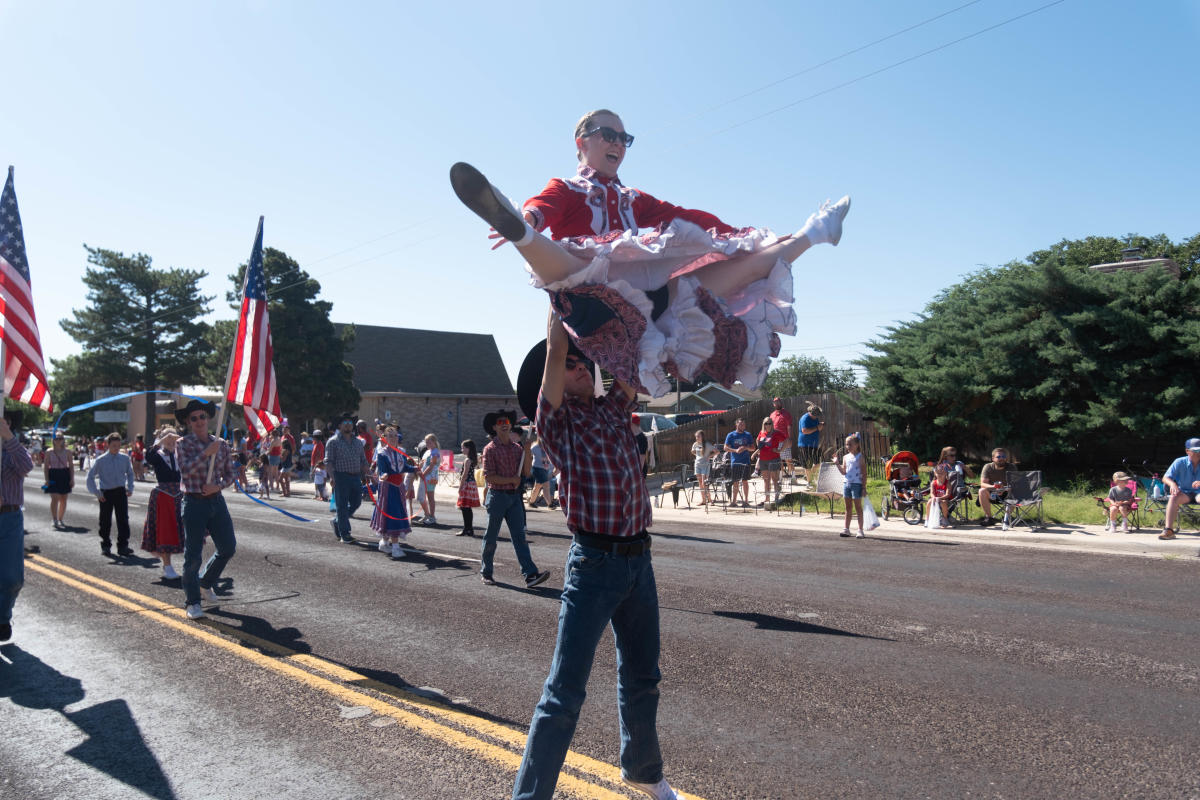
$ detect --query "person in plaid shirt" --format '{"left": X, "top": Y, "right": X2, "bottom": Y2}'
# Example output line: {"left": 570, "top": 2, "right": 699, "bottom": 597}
{"left": 512, "top": 311, "right": 677, "bottom": 800}
{"left": 173, "top": 399, "right": 236, "bottom": 621}
{"left": 479, "top": 410, "right": 549, "bottom": 588}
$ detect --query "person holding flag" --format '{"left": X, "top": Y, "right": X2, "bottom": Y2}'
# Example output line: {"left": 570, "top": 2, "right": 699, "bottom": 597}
{"left": 1, "top": 166, "right": 54, "bottom": 642}
{"left": 175, "top": 399, "right": 236, "bottom": 620}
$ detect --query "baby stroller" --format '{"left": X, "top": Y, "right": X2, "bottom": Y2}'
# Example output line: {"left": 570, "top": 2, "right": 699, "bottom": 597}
{"left": 881, "top": 451, "right": 924, "bottom": 524}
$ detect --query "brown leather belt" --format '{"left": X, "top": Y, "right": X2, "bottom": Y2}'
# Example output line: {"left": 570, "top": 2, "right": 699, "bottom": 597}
{"left": 0, "top": 504, "right": 20, "bottom": 514}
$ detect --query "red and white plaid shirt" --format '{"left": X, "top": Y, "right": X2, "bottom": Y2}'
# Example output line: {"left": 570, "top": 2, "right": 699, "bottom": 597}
{"left": 536, "top": 389, "right": 651, "bottom": 538}
{"left": 175, "top": 433, "right": 234, "bottom": 494}
{"left": 482, "top": 438, "right": 524, "bottom": 487}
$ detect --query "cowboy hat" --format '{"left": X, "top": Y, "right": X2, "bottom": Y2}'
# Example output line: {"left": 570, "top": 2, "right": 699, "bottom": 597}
{"left": 516, "top": 338, "right": 594, "bottom": 422}
{"left": 483, "top": 409, "right": 518, "bottom": 437}
{"left": 174, "top": 399, "right": 218, "bottom": 425}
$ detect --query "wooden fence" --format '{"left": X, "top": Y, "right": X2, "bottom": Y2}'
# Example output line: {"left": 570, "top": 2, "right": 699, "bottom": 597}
{"left": 650, "top": 391, "right": 893, "bottom": 481}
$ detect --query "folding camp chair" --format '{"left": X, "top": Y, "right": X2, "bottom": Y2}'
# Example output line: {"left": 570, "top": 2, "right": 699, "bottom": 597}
{"left": 1093, "top": 478, "right": 1141, "bottom": 531}
{"left": 1001, "top": 470, "right": 1045, "bottom": 531}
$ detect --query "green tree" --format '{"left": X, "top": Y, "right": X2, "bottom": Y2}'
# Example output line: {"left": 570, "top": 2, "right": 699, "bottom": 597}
{"left": 203, "top": 247, "right": 358, "bottom": 425}
{"left": 60, "top": 246, "right": 212, "bottom": 439}
{"left": 762, "top": 355, "right": 857, "bottom": 398}
{"left": 858, "top": 234, "right": 1200, "bottom": 468}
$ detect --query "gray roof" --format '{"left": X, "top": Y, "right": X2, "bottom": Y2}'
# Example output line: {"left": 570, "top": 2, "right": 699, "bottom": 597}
{"left": 334, "top": 323, "right": 514, "bottom": 396}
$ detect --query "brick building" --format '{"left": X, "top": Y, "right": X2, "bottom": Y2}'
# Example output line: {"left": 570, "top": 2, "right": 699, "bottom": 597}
{"left": 334, "top": 323, "right": 516, "bottom": 450}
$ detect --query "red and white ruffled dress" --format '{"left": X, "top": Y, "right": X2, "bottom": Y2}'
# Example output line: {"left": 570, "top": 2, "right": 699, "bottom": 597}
{"left": 524, "top": 166, "right": 796, "bottom": 396}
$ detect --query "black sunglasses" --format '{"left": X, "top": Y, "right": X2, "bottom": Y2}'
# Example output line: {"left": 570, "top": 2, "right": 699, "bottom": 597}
{"left": 564, "top": 356, "right": 594, "bottom": 372}
{"left": 582, "top": 126, "right": 634, "bottom": 147}
{"left": 188, "top": 414, "right": 208, "bottom": 422}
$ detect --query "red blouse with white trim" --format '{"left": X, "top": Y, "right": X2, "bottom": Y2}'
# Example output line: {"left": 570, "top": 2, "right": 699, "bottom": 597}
{"left": 523, "top": 165, "right": 737, "bottom": 240}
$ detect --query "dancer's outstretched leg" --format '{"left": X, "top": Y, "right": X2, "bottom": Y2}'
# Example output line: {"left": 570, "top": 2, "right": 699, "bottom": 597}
{"left": 692, "top": 195, "right": 850, "bottom": 299}
{"left": 450, "top": 162, "right": 589, "bottom": 285}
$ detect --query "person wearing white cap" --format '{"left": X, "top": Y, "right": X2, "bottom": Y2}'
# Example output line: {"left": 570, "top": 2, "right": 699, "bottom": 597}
{"left": 1159, "top": 437, "right": 1200, "bottom": 540}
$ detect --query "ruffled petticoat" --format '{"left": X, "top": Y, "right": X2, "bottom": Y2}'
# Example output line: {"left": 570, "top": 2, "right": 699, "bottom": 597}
{"left": 529, "top": 219, "right": 797, "bottom": 397}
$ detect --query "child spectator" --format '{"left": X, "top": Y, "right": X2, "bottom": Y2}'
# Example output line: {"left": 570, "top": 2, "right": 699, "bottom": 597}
{"left": 312, "top": 460, "right": 328, "bottom": 501}
{"left": 1105, "top": 471, "right": 1134, "bottom": 533}
{"left": 927, "top": 464, "right": 951, "bottom": 529}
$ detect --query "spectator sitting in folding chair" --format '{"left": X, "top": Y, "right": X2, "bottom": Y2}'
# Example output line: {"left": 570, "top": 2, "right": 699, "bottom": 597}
{"left": 977, "top": 447, "right": 1011, "bottom": 526}
{"left": 1158, "top": 437, "right": 1200, "bottom": 540}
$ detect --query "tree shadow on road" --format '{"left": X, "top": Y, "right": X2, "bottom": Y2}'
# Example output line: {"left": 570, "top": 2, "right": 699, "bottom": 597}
{"left": 711, "top": 610, "right": 895, "bottom": 641}
{"left": 0, "top": 643, "right": 177, "bottom": 800}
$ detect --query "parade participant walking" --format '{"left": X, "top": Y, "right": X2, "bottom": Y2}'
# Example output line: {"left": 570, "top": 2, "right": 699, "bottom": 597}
{"left": 140, "top": 426, "right": 185, "bottom": 580}
{"left": 43, "top": 432, "right": 74, "bottom": 528}
{"left": 451, "top": 109, "right": 850, "bottom": 397}
{"left": 370, "top": 427, "right": 417, "bottom": 559}
{"left": 0, "top": 414, "right": 34, "bottom": 643}
{"left": 479, "top": 409, "right": 549, "bottom": 588}
{"left": 86, "top": 432, "right": 135, "bottom": 557}
{"left": 174, "top": 400, "right": 237, "bottom": 621}
{"left": 418, "top": 433, "right": 441, "bottom": 526}
{"left": 327, "top": 413, "right": 369, "bottom": 543}
{"left": 510, "top": 310, "right": 679, "bottom": 800}
{"left": 456, "top": 439, "right": 481, "bottom": 536}
{"left": 130, "top": 433, "right": 147, "bottom": 481}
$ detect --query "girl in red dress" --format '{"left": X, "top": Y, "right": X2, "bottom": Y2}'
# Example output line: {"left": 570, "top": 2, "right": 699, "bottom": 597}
{"left": 452, "top": 109, "right": 849, "bottom": 396}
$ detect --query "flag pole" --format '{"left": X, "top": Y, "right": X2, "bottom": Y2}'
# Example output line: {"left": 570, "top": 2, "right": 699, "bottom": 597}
{"left": 205, "top": 215, "right": 262, "bottom": 483}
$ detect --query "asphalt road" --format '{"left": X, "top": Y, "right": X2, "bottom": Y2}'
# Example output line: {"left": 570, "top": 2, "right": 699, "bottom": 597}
{"left": 4, "top": 479, "right": 1199, "bottom": 799}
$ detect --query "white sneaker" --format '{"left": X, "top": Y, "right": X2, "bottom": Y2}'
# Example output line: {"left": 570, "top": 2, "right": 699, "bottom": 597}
{"left": 201, "top": 586, "right": 218, "bottom": 603}
{"left": 378, "top": 539, "right": 390, "bottom": 552}
{"left": 162, "top": 564, "right": 179, "bottom": 580}
{"left": 622, "top": 776, "right": 682, "bottom": 800}
{"left": 1103, "top": 521, "right": 1112, "bottom": 532}
{"left": 391, "top": 543, "right": 406, "bottom": 559}
{"left": 856, "top": 530, "right": 866, "bottom": 539}
{"left": 803, "top": 195, "right": 851, "bottom": 246}
{"left": 185, "top": 604, "right": 204, "bottom": 620}
{"left": 1121, "top": 519, "right": 1129, "bottom": 533}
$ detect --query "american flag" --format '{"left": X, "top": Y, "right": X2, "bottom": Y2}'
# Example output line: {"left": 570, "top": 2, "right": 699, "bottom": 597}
{"left": 0, "top": 167, "right": 53, "bottom": 412}
{"left": 227, "top": 216, "right": 280, "bottom": 437}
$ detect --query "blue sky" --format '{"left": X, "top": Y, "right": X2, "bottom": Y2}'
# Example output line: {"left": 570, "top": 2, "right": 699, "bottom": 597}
{"left": 5, "top": 0, "right": 1198, "bottom": 395}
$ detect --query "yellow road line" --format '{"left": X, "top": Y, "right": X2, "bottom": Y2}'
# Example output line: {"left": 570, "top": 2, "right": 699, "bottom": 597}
{"left": 27, "top": 554, "right": 707, "bottom": 800}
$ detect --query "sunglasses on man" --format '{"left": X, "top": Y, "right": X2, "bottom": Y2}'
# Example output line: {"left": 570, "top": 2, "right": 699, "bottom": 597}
{"left": 564, "top": 356, "right": 594, "bottom": 373}
{"left": 582, "top": 126, "right": 634, "bottom": 148}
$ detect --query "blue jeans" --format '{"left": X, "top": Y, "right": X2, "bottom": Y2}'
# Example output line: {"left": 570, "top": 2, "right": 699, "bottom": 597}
{"left": 181, "top": 493, "right": 237, "bottom": 607}
{"left": 0, "top": 511, "right": 25, "bottom": 624}
{"left": 332, "top": 471, "right": 363, "bottom": 537}
{"left": 512, "top": 542, "right": 662, "bottom": 799}
{"left": 481, "top": 490, "right": 537, "bottom": 579}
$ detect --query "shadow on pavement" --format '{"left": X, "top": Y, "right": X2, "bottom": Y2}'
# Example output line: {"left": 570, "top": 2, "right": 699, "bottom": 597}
{"left": 0, "top": 643, "right": 177, "bottom": 800}
{"left": 864, "top": 536, "right": 961, "bottom": 546}
{"left": 711, "top": 610, "right": 895, "bottom": 641}
{"left": 339, "top": 663, "right": 526, "bottom": 728}
{"left": 205, "top": 606, "right": 312, "bottom": 654}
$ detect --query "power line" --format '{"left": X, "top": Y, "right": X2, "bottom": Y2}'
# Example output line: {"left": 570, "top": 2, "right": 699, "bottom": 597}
{"left": 651, "top": 0, "right": 988, "bottom": 134}
{"left": 693, "top": 0, "right": 1068, "bottom": 143}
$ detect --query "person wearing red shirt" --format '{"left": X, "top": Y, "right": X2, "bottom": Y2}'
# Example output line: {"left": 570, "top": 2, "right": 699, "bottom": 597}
{"left": 754, "top": 417, "right": 788, "bottom": 506}
{"left": 451, "top": 108, "right": 850, "bottom": 400}
{"left": 130, "top": 434, "right": 146, "bottom": 481}
{"left": 768, "top": 397, "right": 795, "bottom": 482}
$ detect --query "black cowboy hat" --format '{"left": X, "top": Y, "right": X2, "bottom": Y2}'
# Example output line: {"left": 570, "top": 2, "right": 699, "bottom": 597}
{"left": 174, "top": 398, "right": 218, "bottom": 425}
{"left": 482, "top": 409, "right": 518, "bottom": 437}
{"left": 2, "top": 409, "right": 22, "bottom": 432}
{"left": 515, "top": 338, "right": 592, "bottom": 422}
{"left": 334, "top": 411, "right": 358, "bottom": 426}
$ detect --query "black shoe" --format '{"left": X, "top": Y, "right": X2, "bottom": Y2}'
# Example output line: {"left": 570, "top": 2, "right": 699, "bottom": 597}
{"left": 101, "top": 544, "right": 113, "bottom": 557}
{"left": 480, "top": 574, "right": 496, "bottom": 586}
{"left": 341, "top": 535, "right": 356, "bottom": 544}
{"left": 0, "top": 622, "right": 11, "bottom": 642}
{"left": 449, "top": 162, "right": 527, "bottom": 242}
{"left": 117, "top": 546, "right": 134, "bottom": 556}
{"left": 455, "top": 529, "right": 474, "bottom": 537}
{"left": 524, "top": 570, "right": 551, "bottom": 588}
